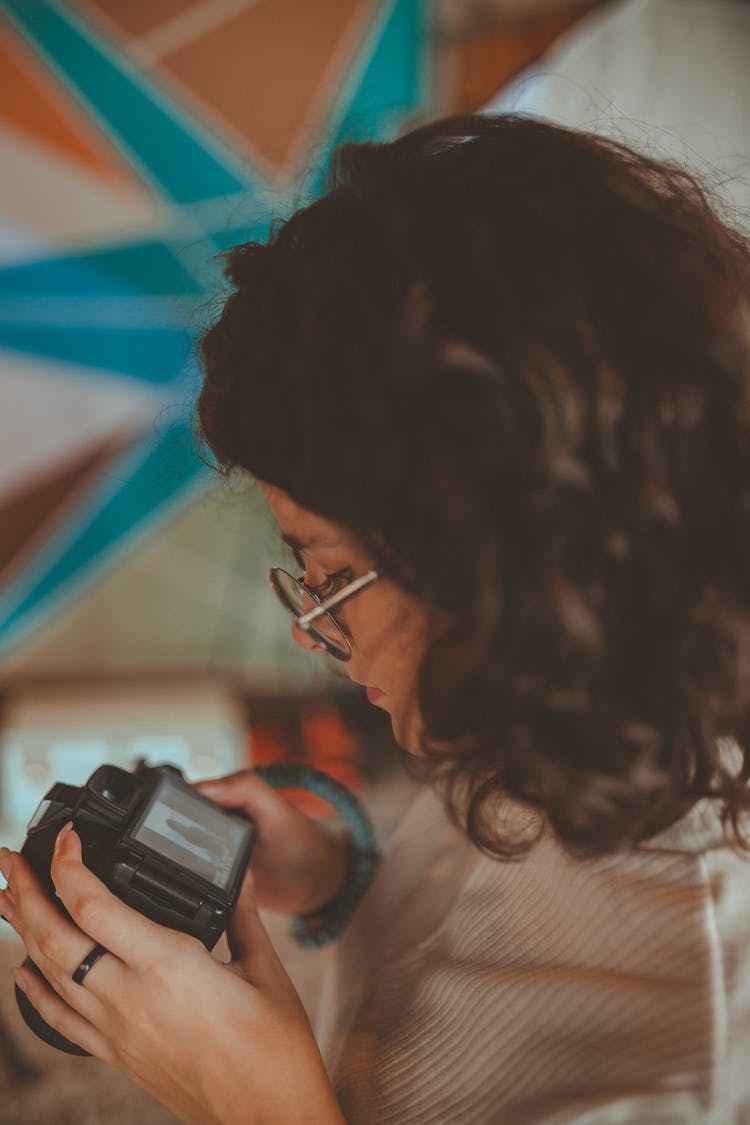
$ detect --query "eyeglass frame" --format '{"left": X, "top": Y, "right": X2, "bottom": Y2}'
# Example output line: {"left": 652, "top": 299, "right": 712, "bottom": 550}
{"left": 268, "top": 566, "right": 381, "bottom": 660}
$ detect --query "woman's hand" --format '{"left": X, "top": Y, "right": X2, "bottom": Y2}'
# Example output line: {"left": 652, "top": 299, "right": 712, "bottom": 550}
{"left": 195, "top": 770, "right": 351, "bottom": 916}
{"left": 0, "top": 828, "right": 345, "bottom": 1125}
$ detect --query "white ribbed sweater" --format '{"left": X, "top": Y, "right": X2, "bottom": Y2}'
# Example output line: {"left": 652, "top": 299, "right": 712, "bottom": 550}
{"left": 315, "top": 776, "right": 750, "bottom": 1123}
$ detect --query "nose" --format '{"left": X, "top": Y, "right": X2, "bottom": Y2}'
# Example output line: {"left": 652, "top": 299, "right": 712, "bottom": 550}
{"left": 291, "top": 620, "right": 325, "bottom": 653}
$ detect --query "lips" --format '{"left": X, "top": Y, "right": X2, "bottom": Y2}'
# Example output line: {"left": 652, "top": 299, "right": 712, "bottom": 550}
{"left": 366, "top": 686, "right": 385, "bottom": 704}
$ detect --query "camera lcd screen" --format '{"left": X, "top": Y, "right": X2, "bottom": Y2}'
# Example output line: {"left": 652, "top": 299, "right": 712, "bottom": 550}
{"left": 130, "top": 776, "right": 252, "bottom": 891}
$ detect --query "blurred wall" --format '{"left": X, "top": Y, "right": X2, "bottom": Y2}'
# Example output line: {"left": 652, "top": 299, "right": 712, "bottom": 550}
{"left": 488, "top": 0, "right": 750, "bottom": 227}
{"left": 0, "top": 0, "right": 430, "bottom": 685}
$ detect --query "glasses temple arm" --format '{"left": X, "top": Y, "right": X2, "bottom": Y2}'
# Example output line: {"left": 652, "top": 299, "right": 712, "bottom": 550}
{"left": 297, "top": 569, "right": 380, "bottom": 629}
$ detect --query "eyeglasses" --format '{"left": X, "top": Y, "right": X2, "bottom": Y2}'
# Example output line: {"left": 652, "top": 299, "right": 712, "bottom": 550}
{"left": 269, "top": 567, "right": 381, "bottom": 661}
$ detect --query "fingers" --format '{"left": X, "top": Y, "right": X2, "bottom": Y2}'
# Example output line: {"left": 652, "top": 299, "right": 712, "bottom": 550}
{"left": 195, "top": 770, "right": 292, "bottom": 826}
{"left": 12, "top": 964, "right": 112, "bottom": 1061}
{"left": 0, "top": 848, "right": 120, "bottom": 1019}
{"left": 45, "top": 828, "right": 188, "bottom": 970}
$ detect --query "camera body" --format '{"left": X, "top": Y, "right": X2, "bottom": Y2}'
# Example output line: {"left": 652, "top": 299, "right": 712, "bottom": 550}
{"left": 17, "top": 761, "right": 256, "bottom": 1054}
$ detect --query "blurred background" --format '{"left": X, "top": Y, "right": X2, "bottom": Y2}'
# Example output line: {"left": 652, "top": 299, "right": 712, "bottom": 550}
{"left": 0, "top": 0, "right": 747, "bottom": 1120}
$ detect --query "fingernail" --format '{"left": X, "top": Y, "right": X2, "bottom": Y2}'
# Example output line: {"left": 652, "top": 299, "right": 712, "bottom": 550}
{"left": 0, "top": 890, "right": 14, "bottom": 922}
{"left": 12, "top": 969, "right": 27, "bottom": 994}
{"left": 0, "top": 851, "right": 12, "bottom": 881}
{"left": 55, "top": 822, "right": 73, "bottom": 851}
{"left": 62, "top": 826, "right": 81, "bottom": 858}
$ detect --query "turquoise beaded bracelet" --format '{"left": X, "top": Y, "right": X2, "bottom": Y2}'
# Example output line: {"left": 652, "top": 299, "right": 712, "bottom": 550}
{"left": 254, "top": 763, "right": 380, "bottom": 949}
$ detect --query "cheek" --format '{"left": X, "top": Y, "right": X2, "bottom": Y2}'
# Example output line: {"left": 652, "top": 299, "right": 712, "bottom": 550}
{"left": 350, "top": 592, "right": 430, "bottom": 691}
{"left": 349, "top": 597, "right": 429, "bottom": 755}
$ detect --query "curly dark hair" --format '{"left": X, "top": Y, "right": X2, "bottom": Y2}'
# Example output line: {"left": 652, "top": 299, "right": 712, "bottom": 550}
{"left": 198, "top": 113, "right": 750, "bottom": 858}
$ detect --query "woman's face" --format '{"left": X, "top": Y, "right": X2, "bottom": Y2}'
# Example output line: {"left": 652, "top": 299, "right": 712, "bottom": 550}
{"left": 260, "top": 483, "right": 431, "bottom": 753}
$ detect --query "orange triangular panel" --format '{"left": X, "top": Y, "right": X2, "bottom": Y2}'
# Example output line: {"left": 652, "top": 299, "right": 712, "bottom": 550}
{"left": 79, "top": 0, "right": 199, "bottom": 40}
{"left": 0, "top": 14, "right": 134, "bottom": 189}
{"left": 160, "top": 0, "right": 379, "bottom": 175}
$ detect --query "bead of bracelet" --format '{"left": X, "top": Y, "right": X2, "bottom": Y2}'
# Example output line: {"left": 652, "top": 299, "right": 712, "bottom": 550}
{"left": 254, "top": 763, "right": 380, "bottom": 948}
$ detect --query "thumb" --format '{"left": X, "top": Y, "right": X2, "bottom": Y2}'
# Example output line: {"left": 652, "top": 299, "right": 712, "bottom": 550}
{"left": 226, "top": 868, "right": 278, "bottom": 979}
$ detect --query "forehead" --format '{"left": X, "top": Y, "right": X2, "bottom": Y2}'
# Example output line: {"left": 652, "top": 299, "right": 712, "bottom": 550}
{"left": 259, "top": 482, "right": 357, "bottom": 552}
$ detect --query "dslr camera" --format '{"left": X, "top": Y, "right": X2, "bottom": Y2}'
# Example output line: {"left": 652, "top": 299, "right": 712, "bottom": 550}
{"left": 15, "top": 760, "right": 256, "bottom": 1055}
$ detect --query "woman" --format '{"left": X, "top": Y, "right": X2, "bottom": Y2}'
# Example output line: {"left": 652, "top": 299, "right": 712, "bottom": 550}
{"left": 2, "top": 114, "right": 750, "bottom": 1123}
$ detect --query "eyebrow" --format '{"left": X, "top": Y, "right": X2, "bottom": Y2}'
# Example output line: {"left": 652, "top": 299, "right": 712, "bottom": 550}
{"left": 281, "top": 532, "right": 318, "bottom": 553}
{"left": 281, "top": 531, "right": 348, "bottom": 554}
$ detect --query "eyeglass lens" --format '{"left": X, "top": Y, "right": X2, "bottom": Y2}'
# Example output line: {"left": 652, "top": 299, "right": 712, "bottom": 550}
{"left": 270, "top": 569, "right": 351, "bottom": 659}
